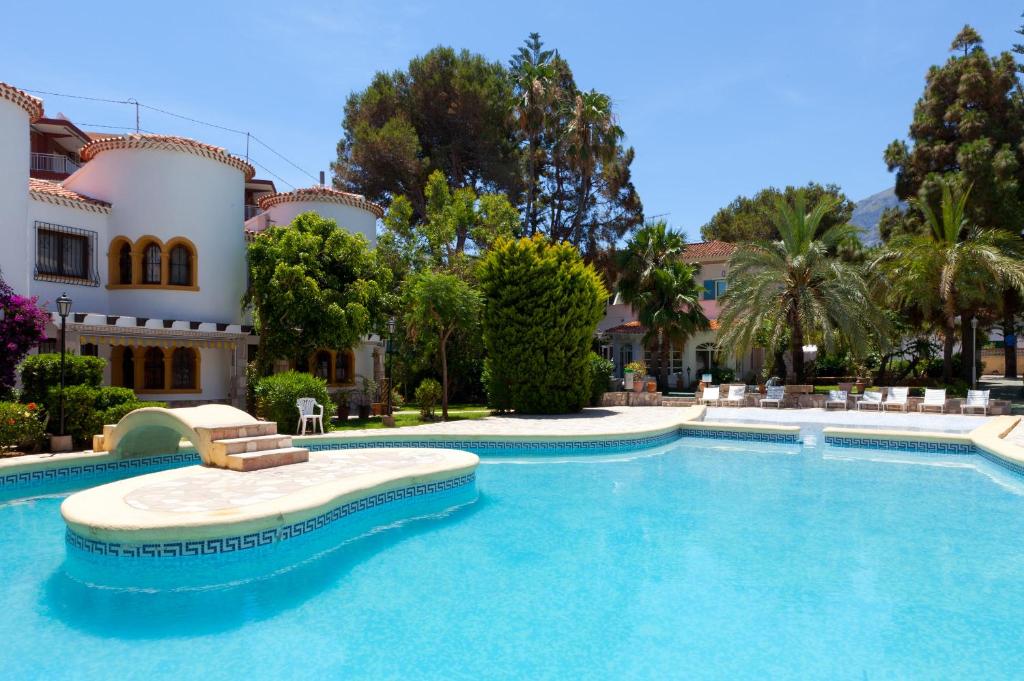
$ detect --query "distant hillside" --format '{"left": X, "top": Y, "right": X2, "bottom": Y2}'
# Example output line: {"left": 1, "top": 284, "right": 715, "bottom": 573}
{"left": 850, "top": 187, "right": 903, "bottom": 245}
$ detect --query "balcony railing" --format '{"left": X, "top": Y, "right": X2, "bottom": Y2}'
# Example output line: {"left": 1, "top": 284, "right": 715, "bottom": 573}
{"left": 244, "top": 205, "right": 263, "bottom": 220}
{"left": 31, "top": 153, "right": 81, "bottom": 175}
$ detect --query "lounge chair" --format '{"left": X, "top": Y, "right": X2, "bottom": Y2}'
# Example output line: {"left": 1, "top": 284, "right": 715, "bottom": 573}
{"left": 296, "top": 397, "right": 325, "bottom": 435}
{"left": 701, "top": 373, "right": 713, "bottom": 385}
{"left": 719, "top": 385, "right": 746, "bottom": 407}
{"left": 857, "top": 390, "right": 883, "bottom": 411}
{"left": 699, "top": 386, "right": 721, "bottom": 406}
{"left": 760, "top": 385, "right": 785, "bottom": 408}
{"left": 918, "top": 388, "right": 947, "bottom": 414}
{"left": 883, "top": 387, "right": 910, "bottom": 412}
{"left": 961, "top": 390, "right": 991, "bottom": 415}
{"left": 825, "top": 390, "right": 848, "bottom": 411}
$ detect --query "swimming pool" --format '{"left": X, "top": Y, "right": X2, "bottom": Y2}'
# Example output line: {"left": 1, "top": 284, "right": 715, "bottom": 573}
{"left": 4, "top": 434, "right": 1024, "bottom": 679}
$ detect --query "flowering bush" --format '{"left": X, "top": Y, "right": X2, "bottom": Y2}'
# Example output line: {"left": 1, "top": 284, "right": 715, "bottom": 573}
{"left": 0, "top": 401, "right": 46, "bottom": 453}
{"left": 0, "top": 277, "right": 48, "bottom": 398}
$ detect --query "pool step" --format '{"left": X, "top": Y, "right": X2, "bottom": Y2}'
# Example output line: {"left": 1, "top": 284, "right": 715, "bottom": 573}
{"left": 206, "top": 422, "right": 279, "bottom": 441}
{"left": 208, "top": 434, "right": 293, "bottom": 458}
{"left": 225, "top": 447, "right": 310, "bottom": 472}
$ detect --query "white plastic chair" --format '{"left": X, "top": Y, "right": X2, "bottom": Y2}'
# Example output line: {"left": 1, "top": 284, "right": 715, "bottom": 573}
{"left": 296, "top": 397, "right": 325, "bottom": 435}
{"left": 857, "top": 390, "right": 883, "bottom": 411}
{"left": 883, "top": 387, "right": 910, "bottom": 412}
{"left": 701, "top": 373, "right": 713, "bottom": 384}
{"left": 825, "top": 390, "right": 848, "bottom": 411}
{"left": 961, "top": 390, "right": 990, "bottom": 415}
{"left": 700, "top": 386, "right": 721, "bottom": 406}
{"left": 918, "top": 388, "right": 947, "bottom": 414}
{"left": 760, "top": 385, "right": 785, "bottom": 408}
{"left": 719, "top": 385, "right": 747, "bottom": 407}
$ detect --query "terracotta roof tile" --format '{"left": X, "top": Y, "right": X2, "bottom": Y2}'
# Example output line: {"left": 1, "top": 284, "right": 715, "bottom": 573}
{"left": 80, "top": 133, "right": 255, "bottom": 180}
{"left": 682, "top": 240, "right": 735, "bottom": 261}
{"left": 605, "top": 318, "right": 719, "bottom": 334}
{"left": 29, "top": 178, "right": 111, "bottom": 213}
{"left": 258, "top": 186, "right": 385, "bottom": 218}
{"left": 0, "top": 82, "right": 43, "bottom": 121}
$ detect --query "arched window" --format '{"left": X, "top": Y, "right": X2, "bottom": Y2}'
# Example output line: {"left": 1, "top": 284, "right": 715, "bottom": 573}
{"left": 313, "top": 350, "right": 331, "bottom": 380}
{"left": 696, "top": 342, "right": 717, "bottom": 375}
{"left": 142, "top": 243, "right": 162, "bottom": 284}
{"left": 118, "top": 242, "right": 133, "bottom": 284}
{"left": 143, "top": 347, "right": 165, "bottom": 389}
{"left": 120, "top": 347, "right": 135, "bottom": 389}
{"left": 171, "top": 348, "right": 197, "bottom": 389}
{"left": 169, "top": 245, "right": 192, "bottom": 286}
{"left": 334, "top": 350, "right": 354, "bottom": 385}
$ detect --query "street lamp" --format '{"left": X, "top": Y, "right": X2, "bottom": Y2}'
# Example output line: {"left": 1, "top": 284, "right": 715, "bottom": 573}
{"left": 56, "top": 293, "right": 72, "bottom": 437}
{"left": 971, "top": 316, "right": 978, "bottom": 389}
{"left": 386, "top": 316, "right": 396, "bottom": 418}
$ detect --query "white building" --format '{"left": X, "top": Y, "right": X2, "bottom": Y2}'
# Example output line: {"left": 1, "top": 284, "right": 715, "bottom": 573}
{"left": 0, "top": 81, "right": 385, "bottom": 407}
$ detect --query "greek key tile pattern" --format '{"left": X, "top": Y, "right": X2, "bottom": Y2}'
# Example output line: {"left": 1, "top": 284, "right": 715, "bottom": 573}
{"left": 977, "top": 448, "right": 1024, "bottom": 476}
{"left": 678, "top": 428, "right": 800, "bottom": 444}
{"left": 66, "top": 472, "right": 476, "bottom": 559}
{"left": 1, "top": 451, "right": 200, "bottom": 492}
{"left": 823, "top": 435, "right": 975, "bottom": 455}
{"left": 308, "top": 431, "right": 684, "bottom": 454}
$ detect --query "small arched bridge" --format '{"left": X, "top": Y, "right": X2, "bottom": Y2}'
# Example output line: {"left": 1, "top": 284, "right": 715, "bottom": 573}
{"left": 96, "top": 405, "right": 308, "bottom": 471}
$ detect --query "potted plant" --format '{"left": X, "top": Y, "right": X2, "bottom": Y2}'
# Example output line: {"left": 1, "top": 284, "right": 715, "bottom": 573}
{"left": 646, "top": 378, "right": 657, "bottom": 393}
{"left": 625, "top": 361, "right": 647, "bottom": 393}
{"left": 623, "top": 367, "right": 635, "bottom": 391}
{"left": 354, "top": 376, "right": 377, "bottom": 420}
{"left": 333, "top": 391, "right": 351, "bottom": 421}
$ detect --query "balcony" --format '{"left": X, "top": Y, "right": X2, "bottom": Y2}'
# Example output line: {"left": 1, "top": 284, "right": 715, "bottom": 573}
{"left": 244, "top": 205, "right": 263, "bottom": 220}
{"left": 30, "top": 152, "right": 81, "bottom": 178}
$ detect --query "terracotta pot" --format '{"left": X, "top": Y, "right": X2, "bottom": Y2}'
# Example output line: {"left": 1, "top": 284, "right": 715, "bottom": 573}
{"left": 336, "top": 403, "right": 350, "bottom": 421}
{"left": 371, "top": 402, "right": 384, "bottom": 416}
{"left": 632, "top": 378, "right": 645, "bottom": 393}
{"left": 646, "top": 380, "right": 657, "bottom": 393}
{"left": 357, "top": 404, "right": 371, "bottom": 420}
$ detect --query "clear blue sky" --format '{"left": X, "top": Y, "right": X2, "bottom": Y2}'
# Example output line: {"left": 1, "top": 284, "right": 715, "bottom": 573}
{"left": 4, "top": 1, "right": 1020, "bottom": 240}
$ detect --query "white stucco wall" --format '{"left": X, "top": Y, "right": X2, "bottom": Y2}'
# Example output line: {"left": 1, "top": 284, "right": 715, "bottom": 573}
{"left": 265, "top": 200, "right": 378, "bottom": 247}
{"left": 26, "top": 199, "right": 111, "bottom": 312}
{"left": 0, "top": 99, "right": 31, "bottom": 294}
{"left": 64, "top": 147, "right": 247, "bottom": 323}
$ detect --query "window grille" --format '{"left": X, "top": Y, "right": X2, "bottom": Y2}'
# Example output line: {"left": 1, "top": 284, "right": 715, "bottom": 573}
{"left": 33, "top": 222, "right": 99, "bottom": 286}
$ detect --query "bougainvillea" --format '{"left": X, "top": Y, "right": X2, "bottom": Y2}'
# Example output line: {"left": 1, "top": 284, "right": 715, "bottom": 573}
{"left": 0, "top": 277, "right": 49, "bottom": 398}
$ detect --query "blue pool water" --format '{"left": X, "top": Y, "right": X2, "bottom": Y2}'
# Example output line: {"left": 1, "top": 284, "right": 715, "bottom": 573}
{"left": 4, "top": 437, "right": 1024, "bottom": 679}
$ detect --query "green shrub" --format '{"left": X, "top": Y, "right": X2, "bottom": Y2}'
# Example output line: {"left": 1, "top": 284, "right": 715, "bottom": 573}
{"left": 44, "top": 386, "right": 157, "bottom": 446}
{"left": 19, "top": 353, "right": 105, "bottom": 404}
{"left": 481, "top": 360, "right": 512, "bottom": 412}
{"left": 478, "top": 236, "right": 607, "bottom": 414}
{"left": 99, "top": 400, "right": 166, "bottom": 427}
{"left": 711, "top": 367, "right": 736, "bottom": 385}
{"left": 254, "top": 371, "right": 331, "bottom": 435}
{"left": 588, "top": 352, "right": 614, "bottom": 406}
{"left": 0, "top": 401, "right": 46, "bottom": 452}
{"left": 415, "top": 378, "right": 443, "bottom": 420}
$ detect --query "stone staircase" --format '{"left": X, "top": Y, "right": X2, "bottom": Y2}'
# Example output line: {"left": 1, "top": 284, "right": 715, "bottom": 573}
{"left": 205, "top": 422, "right": 309, "bottom": 472}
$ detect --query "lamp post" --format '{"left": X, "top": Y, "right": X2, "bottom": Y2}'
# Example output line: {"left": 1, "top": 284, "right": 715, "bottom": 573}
{"left": 971, "top": 316, "right": 978, "bottom": 389}
{"left": 56, "top": 293, "right": 72, "bottom": 437}
{"left": 385, "top": 316, "right": 396, "bottom": 425}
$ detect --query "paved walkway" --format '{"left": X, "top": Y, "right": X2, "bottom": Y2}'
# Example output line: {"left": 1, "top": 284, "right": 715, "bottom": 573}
{"left": 704, "top": 406, "right": 991, "bottom": 434}
{"left": 125, "top": 448, "right": 452, "bottom": 514}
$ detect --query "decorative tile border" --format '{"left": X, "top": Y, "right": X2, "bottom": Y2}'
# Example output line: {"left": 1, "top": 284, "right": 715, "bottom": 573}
{"left": 823, "top": 435, "right": 975, "bottom": 455}
{"left": 679, "top": 427, "right": 800, "bottom": 444}
{"left": 307, "top": 430, "right": 685, "bottom": 454}
{"left": 66, "top": 472, "right": 476, "bottom": 559}
{"left": 1, "top": 451, "right": 200, "bottom": 492}
{"left": 977, "top": 447, "right": 1024, "bottom": 477}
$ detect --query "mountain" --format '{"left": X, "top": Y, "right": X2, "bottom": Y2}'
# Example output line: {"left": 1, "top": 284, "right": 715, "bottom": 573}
{"left": 850, "top": 187, "right": 903, "bottom": 245}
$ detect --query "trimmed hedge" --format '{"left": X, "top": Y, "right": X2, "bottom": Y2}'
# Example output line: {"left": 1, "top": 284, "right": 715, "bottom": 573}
{"left": 20, "top": 353, "right": 105, "bottom": 404}
{"left": 253, "top": 371, "right": 331, "bottom": 435}
{"left": 45, "top": 385, "right": 163, "bottom": 446}
{"left": 478, "top": 236, "right": 607, "bottom": 414}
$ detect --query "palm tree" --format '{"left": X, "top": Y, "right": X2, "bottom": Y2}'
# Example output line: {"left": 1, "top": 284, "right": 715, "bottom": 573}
{"left": 511, "top": 33, "right": 556, "bottom": 236}
{"left": 872, "top": 181, "right": 1024, "bottom": 382}
{"left": 564, "top": 90, "right": 622, "bottom": 243}
{"left": 618, "top": 223, "right": 709, "bottom": 389}
{"left": 717, "top": 191, "right": 880, "bottom": 383}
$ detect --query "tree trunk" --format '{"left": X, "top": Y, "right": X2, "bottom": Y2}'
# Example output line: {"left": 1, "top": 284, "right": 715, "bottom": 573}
{"left": 440, "top": 331, "right": 450, "bottom": 421}
{"left": 659, "top": 335, "right": 669, "bottom": 391}
{"left": 790, "top": 309, "right": 805, "bottom": 383}
{"left": 1003, "top": 292, "right": 1017, "bottom": 378}
{"left": 961, "top": 315, "right": 975, "bottom": 385}
{"left": 772, "top": 346, "right": 787, "bottom": 380}
{"left": 942, "top": 318, "right": 955, "bottom": 384}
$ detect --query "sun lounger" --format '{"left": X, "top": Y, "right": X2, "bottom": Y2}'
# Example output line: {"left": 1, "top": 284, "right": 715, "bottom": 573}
{"left": 699, "top": 386, "right": 720, "bottom": 406}
{"left": 883, "top": 387, "right": 910, "bottom": 412}
{"left": 918, "top": 388, "right": 947, "bottom": 414}
{"left": 961, "top": 389, "right": 990, "bottom": 415}
{"left": 857, "top": 390, "right": 883, "bottom": 411}
{"left": 825, "top": 390, "right": 848, "bottom": 411}
{"left": 760, "top": 385, "right": 785, "bottom": 408}
{"left": 719, "top": 385, "right": 746, "bottom": 407}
